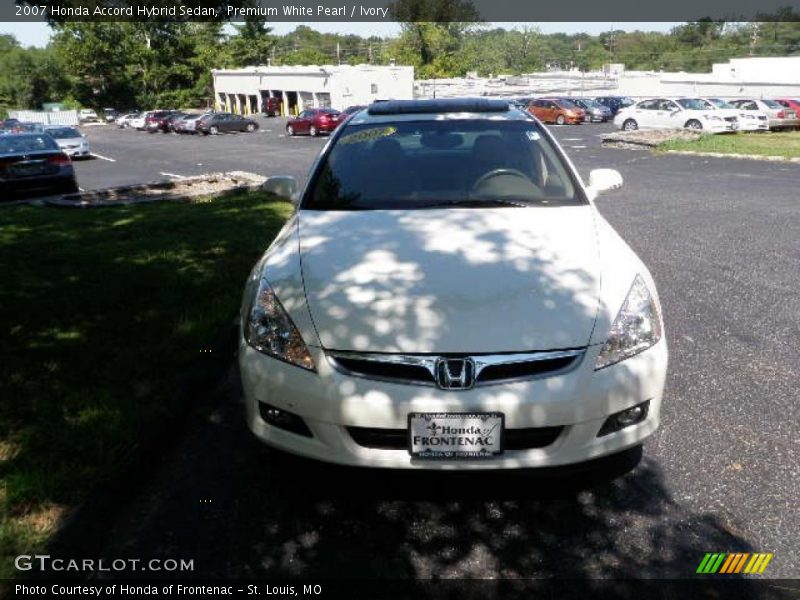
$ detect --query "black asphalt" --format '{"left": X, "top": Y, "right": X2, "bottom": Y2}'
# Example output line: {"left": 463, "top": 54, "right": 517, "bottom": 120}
{"left": 74, "top": 121, "right": 799, "bottom": 580}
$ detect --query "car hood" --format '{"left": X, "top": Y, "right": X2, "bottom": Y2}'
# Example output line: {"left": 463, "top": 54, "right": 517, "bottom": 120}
{"left": 298, "top": 207, "right": 601, "bottom": 354}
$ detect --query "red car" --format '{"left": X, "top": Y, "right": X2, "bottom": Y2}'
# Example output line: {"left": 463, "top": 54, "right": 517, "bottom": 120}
{"left": 286, "top": 108, "right": 344, "bottom": 136}
{"left": 774, "top": 98, "right": 800, "bottom": 114}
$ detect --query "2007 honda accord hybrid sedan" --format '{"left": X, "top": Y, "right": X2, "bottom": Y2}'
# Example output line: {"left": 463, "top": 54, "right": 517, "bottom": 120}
{"left": 239, "top": 98, "right": 668, "bottom": 470}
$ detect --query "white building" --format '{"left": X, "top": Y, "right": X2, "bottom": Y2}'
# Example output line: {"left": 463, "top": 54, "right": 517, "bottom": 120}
{"left": 211, "top": 64, "right": 415, "bottom": 116}
{"left": 415, "top": 56, "right": 800, "bottom": 102}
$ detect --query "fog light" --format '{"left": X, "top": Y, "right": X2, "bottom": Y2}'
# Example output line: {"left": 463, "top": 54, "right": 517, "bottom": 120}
{"left": 597, "top": 400, "right": 650, "bottom": 437}
{"left": 259, "top": 402, "right": 313, "bottom": 438}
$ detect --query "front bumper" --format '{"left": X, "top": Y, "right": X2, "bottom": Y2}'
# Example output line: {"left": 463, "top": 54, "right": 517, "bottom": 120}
{"left": 239, "top": 338, "right": 668, "bottom": 470}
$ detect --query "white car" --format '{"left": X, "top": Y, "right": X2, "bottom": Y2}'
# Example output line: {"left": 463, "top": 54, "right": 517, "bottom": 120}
{"left": 240, "top": 99, "right": 668, "bottom": 471}
{"left": 78, "top": 109, "right": 99, "bottom": 123}
{"left": 129, "top": 112, "right": 150, "bottom": 130}
{"left": 44, "top": 125, "right": 91, "bottom": 158}
{"left": 615, "top": 97, "right": 738, "bottom": 133}
{"left": 705, "top": 98, "right": 768, "bottom": 132}
{"left": 115, "top": 113, "right": 140, "bottom": 128}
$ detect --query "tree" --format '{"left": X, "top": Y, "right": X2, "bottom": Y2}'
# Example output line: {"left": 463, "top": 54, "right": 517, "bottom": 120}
{"left": 228, "top": 17, "right": 276, "bottom": 66}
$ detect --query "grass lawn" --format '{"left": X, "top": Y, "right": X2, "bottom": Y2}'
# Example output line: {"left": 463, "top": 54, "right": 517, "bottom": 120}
{"left": 0, "top": 192, "right": 291, "bottom": 577}
{"left": 659, "top": 130, "right": 800, "bottom": 159}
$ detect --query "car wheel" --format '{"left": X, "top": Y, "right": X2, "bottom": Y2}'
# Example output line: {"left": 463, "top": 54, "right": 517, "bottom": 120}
{"left": 287, "top": 125, "right": 294, "bottom": 136}
{"left": 622, "top": 119, "right": 638, "bottom": 131}
{"left": 309, "top": 125, "right": 318, "bottom": 137}
{"left": 556, "top": 115, "right": 565, "bottom": 125}
{"left": 58, "top": 181, "right": 79, "bottom": 195}
{"left": 685, "top": 119, "right": 703, "bottom": 131}
{"left": 246, "top": 123, "right": 255, "bottom": 132}
{"left": 209, "top": 126, "right": 219, "bottom": 135}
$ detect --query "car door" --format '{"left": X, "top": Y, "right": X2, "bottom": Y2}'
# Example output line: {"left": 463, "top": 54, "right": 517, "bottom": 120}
{"left": 658, "top": 99, "right": 683, "bottom": 128}
{"left": 294, "top": 111, "right": 311, "bottom": 133}
{"left": 631, "top": 99, "right": 660, "bottom": 128}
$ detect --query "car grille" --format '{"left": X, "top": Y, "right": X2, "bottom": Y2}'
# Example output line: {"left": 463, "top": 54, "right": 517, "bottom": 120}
{"left": 348, "top": 425, "right": 564, "bottom": 451}
{"left": 328, "top": 349, "right": 584, "bottom": 388}
{"left": 758, "top": 115, "right": 768, "bottom": 120}
{"left": 724, "top": 116, "right": 738, "bottom": 123}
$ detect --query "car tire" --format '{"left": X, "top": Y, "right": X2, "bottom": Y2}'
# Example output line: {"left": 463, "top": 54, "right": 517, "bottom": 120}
{"left": 556, "top": 115, "right": 565, "bottom": 125}
{"left": 622, "top": 119, "right": 638, "bottom": 131}
{"left": 287, "top": 125, "right": 294, "bottom": 136}
{"left": 685, "top": 120, "right": 703, "bottom": 131}
{"left": 246, "top": 123, "right": 255, "bottom": 132}
{"left": 209, "top": 126, "right": 219, "bottom": 135}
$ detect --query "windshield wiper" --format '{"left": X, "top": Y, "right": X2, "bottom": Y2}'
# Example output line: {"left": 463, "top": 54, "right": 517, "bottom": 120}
{"left": 424, "top": 198, "right": 530, "bottom": 208}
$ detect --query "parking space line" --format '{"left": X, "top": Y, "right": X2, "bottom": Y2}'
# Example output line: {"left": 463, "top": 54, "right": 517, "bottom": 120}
{"left": 571, "top": 145, "right": 588, "bottom": 149}
{"left": 160, "top": 172, "right": 187, "bottom": 179}
{"left": 563, "top": 138, "right": 584, "bottom": 141}
{"left": 91, "top": 153, "right": 116, "bottom": 162}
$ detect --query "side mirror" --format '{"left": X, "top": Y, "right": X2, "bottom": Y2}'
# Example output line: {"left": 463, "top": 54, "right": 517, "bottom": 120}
{"left": 586, "top": 168, "right": 623, "bottom": 200}
{"left": 262, "top": 175, "right": 299, "bottom": 204}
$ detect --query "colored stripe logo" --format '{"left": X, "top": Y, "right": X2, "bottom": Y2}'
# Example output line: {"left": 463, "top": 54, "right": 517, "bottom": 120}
{"left": 697, "top": 553, "right": 773, "bottom": 574}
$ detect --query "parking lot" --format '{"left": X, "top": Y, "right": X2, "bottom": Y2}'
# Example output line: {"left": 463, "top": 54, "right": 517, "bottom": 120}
{"left": 60, "top": 118, "right": 800, "bottom": 580}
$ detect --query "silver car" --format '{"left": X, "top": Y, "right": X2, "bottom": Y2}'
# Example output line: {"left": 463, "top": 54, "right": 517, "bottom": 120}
{"left": 44, "top": 126, "right": 91, "bottom": 159}
{"left": 729, "top": 99, "right": 800, "bottom": 131}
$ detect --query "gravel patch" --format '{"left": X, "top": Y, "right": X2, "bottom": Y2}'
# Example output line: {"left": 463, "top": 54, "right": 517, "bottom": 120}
{"left": 602, "top": 129, "right": 703, "bottom": 149}
{"left": 40, "top": 171, "right": 269, "bottom": 208}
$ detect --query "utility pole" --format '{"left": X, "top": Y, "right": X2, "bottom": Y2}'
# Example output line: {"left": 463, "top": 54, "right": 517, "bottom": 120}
{"left": 336, "top": 42, "right": 340, "bottom": 65}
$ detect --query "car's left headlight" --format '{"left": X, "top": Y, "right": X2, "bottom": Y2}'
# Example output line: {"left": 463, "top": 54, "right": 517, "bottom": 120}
{"left": 595, "top": 275, "right": 662, "bottom": 370}
{"left": 241, "top": 270, "right": 315, "bottom": 371}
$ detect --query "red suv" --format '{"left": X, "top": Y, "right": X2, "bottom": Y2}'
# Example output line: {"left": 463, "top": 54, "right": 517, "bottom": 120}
{"left": 286, "top": 108, "right": 344, "bottom": 136}
{"left": 145, "top": 110, "right": 182, "bottom": 133}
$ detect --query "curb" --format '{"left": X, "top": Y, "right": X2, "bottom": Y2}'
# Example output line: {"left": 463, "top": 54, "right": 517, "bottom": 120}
{"left": 662, "top": 149, "right": 800, "bottom": 163}
{"left": 42, "top": 317, "right": 240, "bottom": 565}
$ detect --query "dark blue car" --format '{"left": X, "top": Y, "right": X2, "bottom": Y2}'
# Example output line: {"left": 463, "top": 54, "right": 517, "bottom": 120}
{"left": 594, "top": 96, "right": 635, "bottom": 116}
{"left": 0, "top": 133, "right": 79, "bottom": 198}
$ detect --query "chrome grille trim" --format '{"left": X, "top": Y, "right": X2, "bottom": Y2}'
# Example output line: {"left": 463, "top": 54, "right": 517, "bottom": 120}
{"left": 327, "top": 349, "right": 584, "bottom": 388}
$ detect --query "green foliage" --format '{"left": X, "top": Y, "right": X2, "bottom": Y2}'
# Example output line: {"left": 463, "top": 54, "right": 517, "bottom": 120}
{"left": 0, "top": 18, "right": 798, "bottom": 109}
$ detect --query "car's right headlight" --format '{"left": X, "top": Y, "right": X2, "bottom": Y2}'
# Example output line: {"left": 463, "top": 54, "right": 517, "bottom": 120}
{"left": 595, "top": 275, "right": 662, "bottom": 370}
{"left": 241, "top": 269, "right": 315, "bottom": 371}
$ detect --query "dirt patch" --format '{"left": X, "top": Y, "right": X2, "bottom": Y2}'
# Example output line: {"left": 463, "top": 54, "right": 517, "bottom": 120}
{"left": 42, "top": 171, "right": 269, "bottom": 208}
{"left": 602, "top": 129, "right": 703, "bottom": 150}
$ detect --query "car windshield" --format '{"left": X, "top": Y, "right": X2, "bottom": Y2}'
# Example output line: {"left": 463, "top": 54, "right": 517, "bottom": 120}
{"left": 46, "top": 127, "right": 81, "bottom": 139}
{"left": 581, "top": 99, "right": 602, "bottom": 109}
{"left": 304, "top": 119, "right": 581, "bottom": 210}
{"left": 708, "top": 99, "right": 735, "bottom": 109}
{"left": 762, "top": 100, "right": 783, "bottom": 109}
{"left": 677, "top": 98, "right": 713, "bottom": 110}
{"left": 0, "top": 134, "right": 59, "bottom": 154}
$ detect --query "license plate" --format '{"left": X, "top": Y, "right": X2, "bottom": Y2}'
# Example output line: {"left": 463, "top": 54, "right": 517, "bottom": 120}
{"left": 408, "top": 412, "right": 504, "bottom": 458}
{"left": 11, "top": 163, "right": 45, "bottom": 176}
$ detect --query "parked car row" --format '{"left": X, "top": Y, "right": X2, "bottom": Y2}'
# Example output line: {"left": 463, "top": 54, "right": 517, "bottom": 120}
{"left": 115, "top": 110, "right": 260, "bottom": 135}
{"left": 508, "top": 96, "right": 633, "bottom": 125}
{"left": 613, "top": 96, "right": 800, "bottom": 133}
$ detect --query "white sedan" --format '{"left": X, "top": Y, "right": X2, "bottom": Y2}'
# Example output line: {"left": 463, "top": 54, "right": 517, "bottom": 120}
{"left": 705, "top": 98, "right": 768, "bottom": 132}
{"left": 615, "top": 97, "right": 738, "bottom": 133}
{"left": 240, "top": 99, "right": 668, "bottom": 471}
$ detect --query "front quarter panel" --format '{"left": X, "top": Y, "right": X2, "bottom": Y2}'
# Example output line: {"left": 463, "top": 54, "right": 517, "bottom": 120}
{"left": 590, "top": 213, "right": 663, "bottom": 347}
{"left": 245, "top": 214, "right": 322, "bottom": 349}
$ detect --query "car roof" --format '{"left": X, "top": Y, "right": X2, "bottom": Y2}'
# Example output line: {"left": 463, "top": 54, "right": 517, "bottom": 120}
{"left": 352, "top": 98, "right": 528, "bottom": 125}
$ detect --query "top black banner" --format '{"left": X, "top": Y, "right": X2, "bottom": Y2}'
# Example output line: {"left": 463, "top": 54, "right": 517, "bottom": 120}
{"left": 4, "top": 0, "right": 800, "bottom": 22}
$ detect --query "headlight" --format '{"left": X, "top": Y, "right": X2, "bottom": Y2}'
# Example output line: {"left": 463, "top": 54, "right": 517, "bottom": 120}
{"left": 595, "top": 275, "right": 662, "bottom": 370}
{"left": 242, "top": 271, "right": 315, "bottom": 371}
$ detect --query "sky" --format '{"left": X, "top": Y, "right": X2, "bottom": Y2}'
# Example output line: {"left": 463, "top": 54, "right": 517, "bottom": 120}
{"left": 0, "top": 21, "right": 681, "bottom": 47}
